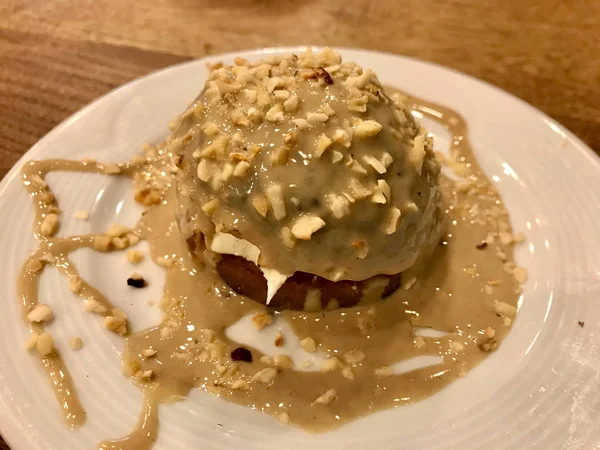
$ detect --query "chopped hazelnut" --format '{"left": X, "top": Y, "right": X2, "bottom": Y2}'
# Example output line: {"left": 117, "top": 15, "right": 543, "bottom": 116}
{"left": 280, "top": 227, "right": 296, "bottom": 248}
{"left": 70, "top": 337, "right": 83, "bottom": 350}
{"left": 24, "top": 332, "right": 39, "bottom": 350}
{"left": 315, "top": 134, "right": 332, "bottom": 157}
{"left": 331, "top": 150, "right": 344, "bottom": 163}
{"left": 27, "top": 304, "right": 54, "bottom": 323}
{"left": 233, "top": 161, "right": 251, "bottom": 177}
{"left": 202, "top": 198, "right": 220, "bottom": 216}
{"left": 313, "top": 388, "right": 337, "bottom": 405}
{"left": 300, "top": 337, "right": 317, "bottom": 353}
{"left": 384, "top": 207, "right": 402, "bottom": 234}
{"left": 83, "top": 299, "right": 108, "bottom": 314}
{"left": 40, "top": 213, "right": 58, "bottom": 237}
{"left": 273, "top": 354, "right": 293, "bottom": 369}
{"left": 231, "top": 379, "right": 249, "bottom": 390}
{"left": 36, "top": 332, "right": 55, "bottom": 357}
{"left": 251, "top": 367, "right": 278, "bottom": 383}
{"left": 513, "top": 266, "right": 528, "bottom": 284}
{"left": 374, "top": 366, "right": 393, "bottom": 377}
{"left": 321, "top": 357, "right": 342, "bottom": 372}
{"left": 283, "top": 94, "right": 299, "bottom": 111}
{"left": 354, "top": 119, "right": 382, "bottom": 138}
{"left": 363, "top": 155, "right": 387, "bottom": 174}
{"left": 142, "top": 348, "right": 157, "bottom": 359}
{"left": 291, "top": 215, "right": 326, "bottom": 240}
{"left": 266, "top": 185, "right": 286, "bottom": 220}
{"left": 252, "top": 312, "right": 273, "bottom": 330}
{"left": 291, "top": 118, "right": 312, "bottom": 130}
{"left": 74, "top": 210, "right": 89, "bottom": 220}
{"left": 306, "top": 112, "right": 329, "bottom": 124}
{"left": 274, "top": 332, "right": 284, "bottom": 347}
{"left": 127, "top": 250, "right": 144, "bottom": 264}
{"left": 343, "top": 349, "right": 365, "bottom": 364}
{"left": 494, "top": 301, "right": 517, "bottom": 317}
{"left": 326, "top": 193, "right": 350, "bottom": 219}
{"left": 107, "top": 223, "right": 130, "bottom": 237}
{"left": 266, "top": 104, "right": 285, "bottom": 122}
{"left": 251, "top": 194, "right": 269, "bottom": 217}
{"left": 202, "top": 122, "right": 219, "bottom": 137}
{"left": 104, "top": 314, "right": 128, "bottom": 336}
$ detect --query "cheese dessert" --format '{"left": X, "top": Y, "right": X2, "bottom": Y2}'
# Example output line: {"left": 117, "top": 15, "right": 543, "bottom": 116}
{"left": 175, "top": 49, "right": 444, "bottom": 310}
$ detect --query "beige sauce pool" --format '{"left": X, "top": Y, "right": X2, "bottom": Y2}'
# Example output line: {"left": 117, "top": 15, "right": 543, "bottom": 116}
{"left": 18, "top": 95, "right": 523, "bottom": 449}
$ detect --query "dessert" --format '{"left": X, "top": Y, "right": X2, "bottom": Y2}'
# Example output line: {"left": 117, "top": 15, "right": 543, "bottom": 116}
{"left": 175, "top": 49, "right": 444, "bottom": 309}
{"left": 16, "top": 48, "right": 527, "bottom": 449}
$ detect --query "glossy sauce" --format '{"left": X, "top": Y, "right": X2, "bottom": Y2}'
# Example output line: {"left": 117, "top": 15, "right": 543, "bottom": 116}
{"left": 17, "top": 95, "right": 522, "bottom": 448}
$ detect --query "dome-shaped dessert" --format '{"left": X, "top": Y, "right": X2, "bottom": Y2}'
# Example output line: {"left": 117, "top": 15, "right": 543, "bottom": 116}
{"left": 172, "top": 48, "right": 443, "bottom": 309}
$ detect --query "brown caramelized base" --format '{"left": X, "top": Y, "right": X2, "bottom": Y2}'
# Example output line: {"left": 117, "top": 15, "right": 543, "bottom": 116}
{"left": 216, "top": 254, "right": 402, "bottom": 310}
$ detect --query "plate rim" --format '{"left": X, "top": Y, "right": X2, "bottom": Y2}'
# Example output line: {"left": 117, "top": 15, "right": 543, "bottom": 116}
{"left": 0, "top": 46, "right": 599, "bottom": 450}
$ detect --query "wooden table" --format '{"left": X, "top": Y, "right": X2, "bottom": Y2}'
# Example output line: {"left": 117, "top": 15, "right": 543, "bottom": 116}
{"left": 0, "top": 0, "right": 598, "bottom": 448}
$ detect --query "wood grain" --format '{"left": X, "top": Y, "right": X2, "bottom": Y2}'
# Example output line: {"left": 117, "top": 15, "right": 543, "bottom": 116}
{"left": 0, "top": 0, "right": 598, "bottom": 448}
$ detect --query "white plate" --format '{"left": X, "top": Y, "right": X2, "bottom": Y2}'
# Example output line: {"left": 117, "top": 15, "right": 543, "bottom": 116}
{"left": 0, "top": 47, "right": 599, "bottom": 450}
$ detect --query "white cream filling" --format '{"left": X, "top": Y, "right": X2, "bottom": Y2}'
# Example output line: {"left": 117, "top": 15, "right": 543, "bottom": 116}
{"left": 210, "top": 232, "right": 290, "bottom": 304}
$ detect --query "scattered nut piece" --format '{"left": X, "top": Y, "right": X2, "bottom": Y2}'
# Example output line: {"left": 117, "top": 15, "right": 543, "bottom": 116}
{"left": 137, "top": 370, "right": 154, "bottom": 381}
{"left": 513, "top": 266, "right": 528, "bottom": 284}
{"left": 74, "top": 210, "right": 89, "bottom": 220}
{"left": 104, "top": 314, "right": 128, "bottom": 336}
{"left": 266, "top": 185, "right": 286, "bottom": 220}
{"left": 343, "top": 349, "right": 365, "bottom": 364}
{"left": 306, "top": 112, "right": 329, "bottom": 124}
{"left": 36, "top": 332, "right": 55, "bottom": 357}
{"left": 266, "top": 104, "right": 285, "bottom": 122}
{"left": 40, "top": 213, "right": 58, "bottom": 237}
{"left": 107, "top": 223, "right": 130, "bottom": 237}
{"left": 111, "top": 236, "right": 129, "bottom": 249}
{"left": 332, "top": 129, "right": 351, "bottom": 148}
{"left": 24, "top": 332, "right": 39, "bottom": 350}
{"left": 252, "top": 312, "right": 273, "bottom": 330}
{"left": 156, "top": 256, "right": 175, "bottom": 268}
{"left": 202, "top": 198, "right": 220, "bottom": 216}
{"left": 142, "top": 348, "right": 157, "bottom": 359}
{"left": 409, "top": 135, "right": 426, "bottom": 174}
{"left": 274, "top": 332, "right": 284, "bottom": 347}
{"left": 233, "top": 161, "right": 251, "bottom": 177}
{"left": 29, "top": 174, "right": 47, "bottom": 189}
{"left": 494, "top": 301, "right": 517, "bottom": 318}
{"left": 315, "top": 134, "right": 332, "bottom": 157}
{"left": 83, "top": 299, "right": 108, "bottom": 314}
{"left": 27, "top": 304, "right": 54, "bottom": 323}
{"left": 321, "top": 357, "right": 342, "bottom": 372}
{"left": 354, "top": 119, "right": 382, "bottom": 138}
{"left": 291, "top": 215, "right": 326, "bottom": 240}
{"left": 300, "top": 337, "right": 317, "bottom": 353}
{"left": 331, "top": 150, "right": 344, "bottom": 164}
{"left": 274, "top": 354, "right": 293, "bottom": 369}
{"left": 363, "top": 155, "right": 387, "bottom": 174}
{"left": 231, "top": 379, "right": 249, "bottom": 390}
{"left": 291, "top": 118, "right": 312, "bottom": 130}
{"left": 374, "top": 366, "right": 393, "bottom": 377}
{"left": 70, "top": 337, "right": 83, "bottom": 351}
{"left": 127, "top": 250, "right": 145, "bottom": 264}
{"left": 283, "top": 94, "right": 299, "bottom": 111}
{"left": 278, "top": 412, "right": 290, "bottom": 425}
{"left": 252, "top": 194, "right": 269, "bottom": 217}
{"left": 260, "top": 355, "right": 274, "bottom": 365}
{"left": 313, "top": 388, "right": 337, "bottom": 405}
{"left": 251, "top": 367, "right": 278, "bottom": 383}
{"left": 384, "top": 207, "right": 402, "bottom": 234}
